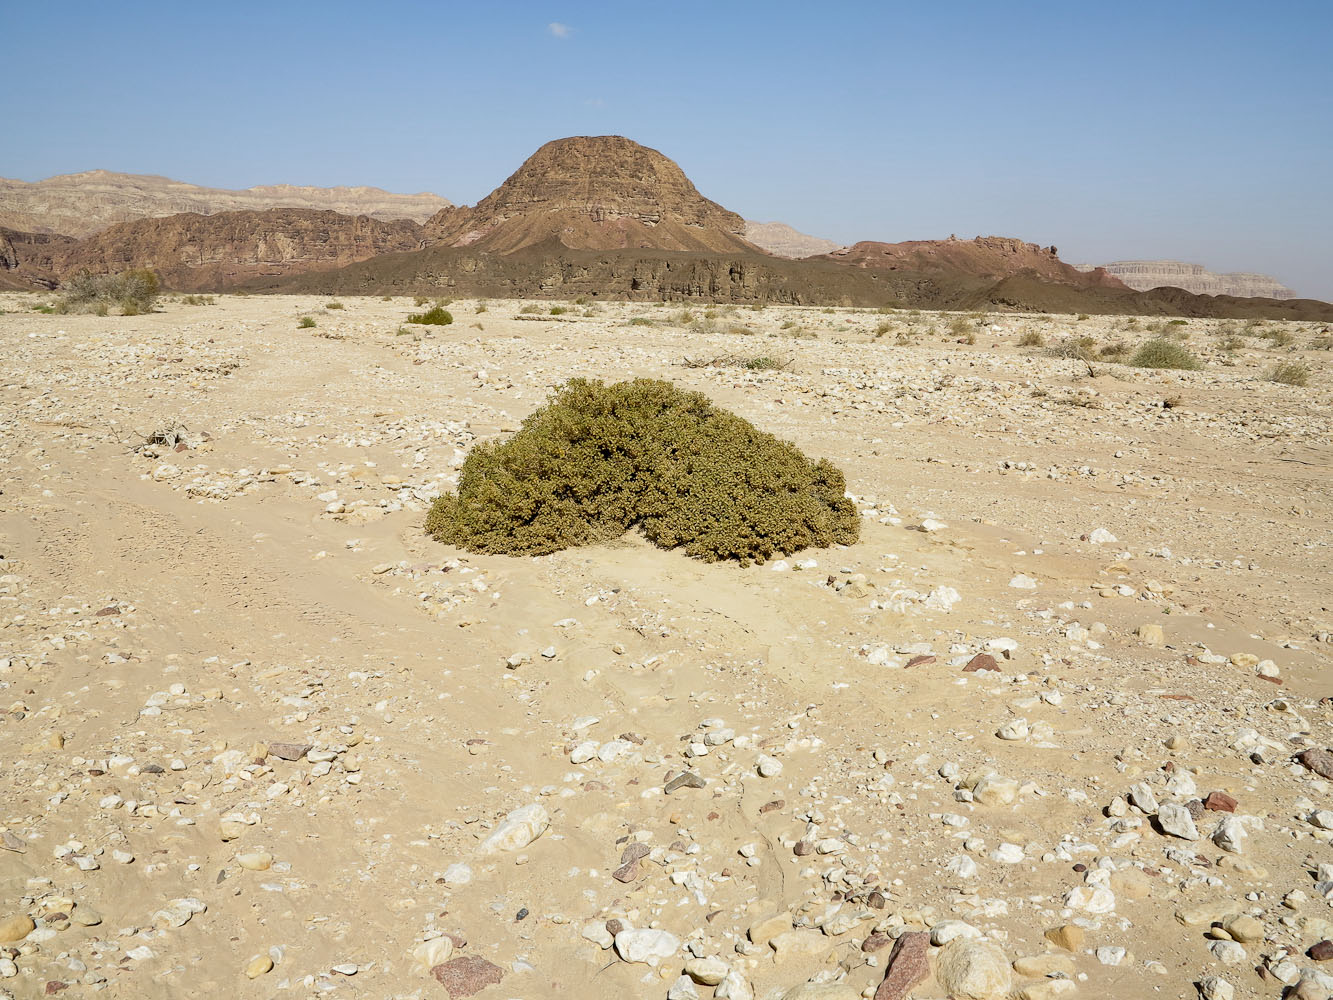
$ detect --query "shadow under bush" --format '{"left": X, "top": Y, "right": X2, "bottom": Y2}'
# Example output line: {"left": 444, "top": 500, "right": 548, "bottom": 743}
{"left": 425, "top": 378, "right": 859, "bottom": 564}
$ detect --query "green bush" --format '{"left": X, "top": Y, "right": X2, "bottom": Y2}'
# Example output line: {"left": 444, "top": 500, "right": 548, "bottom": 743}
{"left": 1267, "top": 361, "right": 1310, "bottom": 386}
{"left": 425, "top": 378, "right": 859, "bottom": 564}
{"left": 627, "top": 317, "right": 653, "bottom": 327}
{"left": 58, "top": 268, "right": 160, "bottom": 315}
{"left": 326, "top": 301, "right": 344, "bottom": 310}
{"left": 549, "top": 306, "right": 568, "bottom": 316}
{"left": 407, "top": 305, "right": 453, "bottom": 325}
{"left": 298, "top": 316, "right": 316, "bottom": 328}
{"left": 1128, "top": 339, "right": 1202, "bottom": 370}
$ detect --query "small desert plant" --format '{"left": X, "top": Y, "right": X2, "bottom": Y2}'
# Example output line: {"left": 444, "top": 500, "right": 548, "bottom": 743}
{"left": 683, "top": 353, "right": 793, "bottom": 372}
{"left": 1217, "top": 333, "right": 1246, "bottom": 351}
{"left": 1099, "top": 341, "right": 1129, "bottom": 358}
{"left": 1046, "top": 337, "right": 1097, "bottom": 362}
{"left": 298, "top": 316, "right": 317, "bottom": 328}
{"left": 475, "top": 302, "right": 488, "bottom": 313}
{"left": 33, "top": 303, "right": 56, "bottom": 314}
{"left": 574, "top": 296, "right": 588, "bottom": 305}
{"left": 326, "top": 301, "right": 344, "bottom": 310}
{"left": 628, "top": 317, "right": 654, "bottom": 327}
{"left": 1267, "top": 361, "right": 1310, "bottom": 386}
{"left": 948, "top": 315, "right": 973, "bottom": 337}
{"left": 1018, "top": 330, "right": 1045, "bottom": 347}
{"left": 874, "top": 321, "right": 893, "bottom": 338}
{"left": 1311, "top": 335, "right": 1333, "bottom": 351}
{"left": 519, "top": 304, "right": 543, "bottom": 315}
{"left": 58, "top": 268, "right": 160, "bottom": 315}
{"left": 1168, "top": 319, "right": 1188, "bottom": 326}
{"left": 407, "top": 305, "right": 453, "bottom": 326}
{"left": 1261, "top": 328, "right": 1295, "bottom": 348}
{"left": 1076, "top": 314, "right": 1089, "bottom": 321}
{"left": 549, "top": 306, "right": 568, "bottom": 316}
{"left": 425, "top": 378, "right": 858, "bottom": 564}
{"left": 1128, "top": 338, "right": 1201, "bottom": 370}
{"left": 414, "top": 296, "right": 430, "bottom": 306}
{"left": 180, "top": 294, "right": 215, "bottom": 306}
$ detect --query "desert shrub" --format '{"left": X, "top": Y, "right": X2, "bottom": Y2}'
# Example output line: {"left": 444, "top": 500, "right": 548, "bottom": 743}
{"left": 326, "top": 301, "right": 344, "bottom": 310}
{"left": 1168, "top": 319, "right": 1188, "bottom": 326}
{"left": 1099, "top": 341, "right": 1129, "bottom": 358}
{"left": 1261, "top": 328, "right": 1295, "bottom": 347}
{"left": 407, "top": 305, "right": 453, "bottom": 325}
{"left": 414, "top": 296, "right": 430, "bottom": 306}
{"left": 1018, "top": 330, "right": 1044, "bottom": 347}
{"left": 475, "top": 302, "right": 488, "bottom": 314}
{"left": 58, "top": 268, "right": 160, "bottom": 315}
{"left": 683, "top": 353, "right": 793, "bottom": 372}
{"left": 1128, "top": 338, "right": 1201, "bottom": 370}
{"left": 425, "top": 378, "right": 858, "bottom": 564}
{"left": 780, "top": 320, "right": 796, "bottom": 330}
{"left": 180, "top": 294, "right": 215, "bottom": 306}
{"left": 1267, "top": 361, "right": 1310, "bottom": 386}
{"left": 874, "top": 321, "right": 892, "bottom": 338}
{"left": 1076, "top": 313, "right": 1089, "bottom": 321}
{"left": 519, "top": 304, "right": 542, "bottom": 315}
{"left": 948, "top": 316, "right": 973, "bottom": 336}
{"left": 549, "top": 306, "right": 568, "bottom": 316}
{"left": 298, "top": 316, "right": 317, "bottom": 328}
{"left": 628, "top": 317, "right": 653, "bottom": 327}
{"left": 1311, "top": 335, "right": 1333, "bottom": 350}
{"left": 1046, "top": 337, "right": 1096, "bottom": 363}
{"left": 1217, "top": 334, "right": 1246, "bottom": 351}
{"left": 574, "top": 296, "right": 589, "bottom": 305}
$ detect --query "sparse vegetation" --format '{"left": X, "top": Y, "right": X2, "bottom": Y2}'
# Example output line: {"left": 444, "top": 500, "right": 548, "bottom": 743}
{"left": 424, "top": 378, "right": 858, "bottom": 564}
{"left": 1018, "top": 330, "right": 1045, "bottom": 347}
{"left": 1128, "top": 338, "right": 1202, "bottom": 370}
{"left": 549, "top": 306, "right": 568, "bottom": 316}
{"left": 407, "top": 305, "right": 453, "bottom": 326}
{"left": 326, "top": 301, "right": 344, "bottom": 310}
{"left": 57, "top": 268, "right": 160, "bottom": 315}
{"left": 1099, "top": 341, "right": 1129, "bottom": 358}
{"left": 475, "top": 302, "right": 488, "bottom": 314}
{"left": 179, "top": 294, "right": 215, "bottom": 306}
{"left": 627, "top": 317, "right": 654, "bottom": 327}
{"left": 519, "top": 304, "right": 543, "bottom": 315}
{"left": 1267, "top": 361, "right": 1310, "bottom": 386}
{"left": 1261, "top": 328, "right": 1295, "bottom": 348}
{"left": 298, "top": 316, "right": 317, "bottom": 328}
{"left": 682, "top": 353, "right": 794, "bottom": 372}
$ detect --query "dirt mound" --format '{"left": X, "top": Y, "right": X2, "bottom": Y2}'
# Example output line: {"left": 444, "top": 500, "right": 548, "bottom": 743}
{"left": 53, "top": 209, "right": 424, "bottom": 291}
{"left": 831, "top": 235, "right": 1128, "bottom": 289}
{"left": 423, "top": 136, "right": 754, "bottom": 254}
{"left": 0, "top": 170, "right": 450, "bottom": 238}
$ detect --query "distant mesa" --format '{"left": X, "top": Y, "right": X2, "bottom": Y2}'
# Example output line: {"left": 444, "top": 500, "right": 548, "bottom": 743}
{"left": 1075, "top": 260, "right": 1296, "bottom": 299}
{"left": 423, "top": 136, "right": 755, "bottom": 254}
{"left": 0, "top": 170, "right": 450, "bottom": 238}
{"left": 830, "top": 235, "right": 1128, "bottom": 290}
{"left": 743, "top": 221, "right": 842, "bottom": 259}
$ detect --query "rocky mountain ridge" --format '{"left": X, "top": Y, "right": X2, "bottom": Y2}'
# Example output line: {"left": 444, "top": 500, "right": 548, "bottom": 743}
{"left": 831, "top": 236, "right": 1128, "bottom": 290}
{"left": 0, "top": 170, "right": 450, "bottom": 237}
{"left": 1075, "top": 260, "right": 1296, "bottom": 299}
{"left": 423, "top": 136, "right": 754, "bottom": 254}
{"left": 742, "top": 221, "right": 842, "bottom": 259}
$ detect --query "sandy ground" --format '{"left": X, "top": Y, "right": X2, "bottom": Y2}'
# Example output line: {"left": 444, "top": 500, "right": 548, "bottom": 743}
{"left": 0, "top": 293, "right": 1330, "bottom": 1000}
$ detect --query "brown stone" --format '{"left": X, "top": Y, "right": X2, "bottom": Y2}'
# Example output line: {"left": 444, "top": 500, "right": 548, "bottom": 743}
{"left": 1310, "top": 940, "right": 1333, "bottom": 961}
{"left": 760, "top": 799, "right": 786, "bottom": 814}
{"left": 963, "top": 653, "right": 998, "bottom": 673}
{"left": 793, "top": 840, "right": 814, "bottom": 856}
{"left": 875, "top": 930, "right": 931, "bottom": 1000}
{"left": 1296, "top": 749, "right": 1333, "bottom": 779}
{"left": 1204, "top": 791, "right": 1237, "bottom": 813}
{"left": 861, "top": 932, "right": 892, "bottom": 952}
{"left": 430, "top": 955, "right": 504, "bottom": 997}
{"left": 268, "top": 742, "right": 311, "bottom": 761}
{"left": 1044, "top": 924, "right": 1084, "bottom": 952}
{"left": 905, "top": 655, "right": 936, "bottom": 668}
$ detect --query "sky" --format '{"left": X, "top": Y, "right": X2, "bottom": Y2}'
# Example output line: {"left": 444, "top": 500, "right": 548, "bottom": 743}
{"left": 5, "top": 0, "right": 1332, "bottom": 297}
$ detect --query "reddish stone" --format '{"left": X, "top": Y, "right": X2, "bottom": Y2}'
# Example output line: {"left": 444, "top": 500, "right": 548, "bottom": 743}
{"left": 1309, "top": 939, "right": 1333, "bottom": 961}
{"left": 905, "top": 655, "right": 936, "bottom": 668}
{"left": 1204, "top": 791, "right": 1237, "bottom": 813}
{"left": 759, "top": 799, "right": 785, "bottom": 814}
{"left": 1297, "top": 749, "right": 1333, "bottom": 779}
{"left": 45, "top": 983, "right": 69, "bottom": 996}
{"left": 1255, "top": 674, "right": 1284, "bottom": 685}
{"left": 963, "top": 653, "right": 998, "bottom": 673}
{"left": 875, "top": 930, "right": 931, "bottom": 1000}
{"left": 861, "top": 932, "right": 892, "bottom": 952}
{"left": 431, "top": 956, "right": 504, "bottom": 996}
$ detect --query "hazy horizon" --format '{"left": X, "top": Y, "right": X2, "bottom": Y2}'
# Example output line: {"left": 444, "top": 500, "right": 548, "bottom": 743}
{"left": 6, "top": 1, "right": 1330, "bottom": 297}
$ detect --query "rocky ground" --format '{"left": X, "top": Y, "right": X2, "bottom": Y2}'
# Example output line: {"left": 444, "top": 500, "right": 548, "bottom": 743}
{"left": 0, "top": 293, "right": 1330, "bottom": 1000}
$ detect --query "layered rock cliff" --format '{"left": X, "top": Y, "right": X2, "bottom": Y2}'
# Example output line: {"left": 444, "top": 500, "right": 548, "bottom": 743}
{"left": 0, "top": 170, "right": 450, "bottom": 238}
{"left": 423, "top": 136, "right": 754, "bottom": 253}
{"left": 52, "top": 210, "right": 425, "bottom": 291}
{"left": 1076, "top": 260, "right": 1296, "bottom": 299}
{"left": 830, "top": 235, "right": 1127, "bottom": 289}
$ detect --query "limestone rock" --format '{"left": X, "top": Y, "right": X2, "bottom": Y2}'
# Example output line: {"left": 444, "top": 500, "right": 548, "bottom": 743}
{"left": 935, "top": 939, "right": 1013, "bottom": 1000}
{"left": 477, "top": 803, "right": 549, "bottom": 854}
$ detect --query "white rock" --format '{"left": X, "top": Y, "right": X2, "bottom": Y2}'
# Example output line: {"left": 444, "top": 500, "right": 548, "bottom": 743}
{"left": 1157, "top": 802, "right": 1200, "bottom": 840}
{"left": 1309, "top": 810, "right": 1333, "bottom": 831}
{"left": 757, "top": 754, "right": 784, "bottom": 778}
{"left": 478, "top": 803, "right": 549, "bottom": 855}
{"left": 931, "top": 920, "right": 982, "bottom": 945}
{"left": 411, "top": 936, "right": 453, "bottom": 970}
{"left": 1209, "top": 939, "right": 1246, "bottom": 964}
{"left": 1065, "top": 885, "right": 1116, "bottom": 913}
{"left": 996, "top": 719, "right": 1029, "bottom": 741}
{"left": 1095, "top": 946, "right": 1126, "bottom": 965}
{"left": 570, "top": 741, "right": 598, "bottom": 764}
{"left": 1009, "top": 574, "right": 1038, "bottom": 589}
{"left": 991, "top": 843, "right": 1025, "bottom": 864}
{"left": 684, "top": 956, "right": 731, "bottom": 986}
{"left": 581, "top": 921, "right": 614, "bottom": 949}
{"left": 668, "top": 975, "right": 701, "bottom": 1000}
{"left": 614, "top": 928, "right": 680, "bottom": 965}
{"left": 1212, "top": 816, "right": 1246, "bottom": 854}
{"left": 714, "top": 970, "right": 754, "bottom": 1000}
{"left": 1198, "top": 976, "right": 1234, "bottom": 1000}
{"left": 1128, "top": 782, "right": 1159, "bottom": 814}
{"left": 442, "top": 862, "right": 472, "bottom": 887}
{"left": 921, "top": 518, "right": 947, "bottom": 533}
{"left": 1089, "top": 528, "right": 1117, "bottom": 544}
{"left": 946, "top": 855, "right": 979, "bottom": 879}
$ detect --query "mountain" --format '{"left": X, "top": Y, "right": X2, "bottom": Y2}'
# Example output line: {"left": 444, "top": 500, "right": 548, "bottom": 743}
{"left": 743, "top": 221, "right": 841, "bottom": 259}
{"left": 828, "top": 235, "right": 1128, "bottom": 289}
{"left": 0, "top": 227, "right": 76, "bottom": 289}
{"left": 1075, "top": 260, "right": 1296, "bottom": 299}
{"left": 422, "top": 136, "right": 754, "bottom": 253}
{"left": 0, "top": 170, "right": 450, "bottom": 237}
{"left": 49, "top": 210, "right": 424, "bottom": 291}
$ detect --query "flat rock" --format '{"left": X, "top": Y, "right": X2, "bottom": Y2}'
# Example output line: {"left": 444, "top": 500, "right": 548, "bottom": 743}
{"left": 1296, "top": 749, "right": 1333, "bottom": 779}
{"left": 874, "top": 930, "right": 930, "bottom": 1000}
{"left": 430, "top": 955, "right": 505, "bottom": 996}
{"left": 477, "top": 803, "right": 548, "bottom": 854}
{"left": 935, "top": 938, "right": 1013, "bottom": 1000}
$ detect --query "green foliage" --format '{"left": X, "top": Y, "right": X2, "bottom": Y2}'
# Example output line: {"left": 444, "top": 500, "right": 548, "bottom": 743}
{"left": 549, "top": 306, "right": 568, "bottom": 315}
{"left": 1128, "top": 338, "right": 1202, "bottom": 370}
{"left": 425, "top": 378, "right": 859, "bottom": 564}
{"left": 1261, "top": 328, "right": 1295, "bottom": 347}
{"left": 326, "top": 301, "right": 344, "bottom": 310}
{"left": 58, "top": 268, "right": 160, "bottom": 315}
{"left": 407, "top": 305, "right": 453, "bottom": 325}
{"left": 627, "top": 317, "right": 653, "bottom": 327}
{"left": 1267, "top": 361, "right": 1310, "bottom": 386}
{"left": 298, "top": 316, "right": 317, "bottom": 328}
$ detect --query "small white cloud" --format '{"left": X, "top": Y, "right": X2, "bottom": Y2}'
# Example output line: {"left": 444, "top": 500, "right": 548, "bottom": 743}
{"left": 583, "top": 97, "right": 605, "bottom": 108}
{"left": 548, "top": 22, "right": 571, "bottom": 38}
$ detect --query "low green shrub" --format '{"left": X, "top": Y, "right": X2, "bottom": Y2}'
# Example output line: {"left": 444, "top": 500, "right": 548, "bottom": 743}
{"left": 425, "top": 378, "right": 858, "bottom": 564}
{"left": 627, "top": 317, "right": 653, "bottom": 327}
{"left": 1267, "top": 361, "right": 1310, "bottom": 386}
{"left": 549, "top": 306, "right": 568, "bottom": 316}
{"left": 298, "top": 316, "right": 316, "bottom": 328}
{"left": 1017, "top": 330, "right": 1044, "bottom": 347}
{"left": 58, "top": 268, "right": 160, "bottom": 315}
{"left": 326, "top": 301, "right": 344, "bottom": 310}
{"left": 407, "top": 305, "right": 453, "bottom": 325}
{"left": 1128, "top": 338, "right": 1201, "bottom": 370}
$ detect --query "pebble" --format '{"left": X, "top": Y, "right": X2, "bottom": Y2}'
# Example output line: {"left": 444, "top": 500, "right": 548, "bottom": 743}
{"left": 245, "top": 955, "right": 274, "bottom": 979}
{"left": 1157, "top": 802, "right": 1199, "bottom": 840}
{"left": 0, "top": 916, "right": 34, "bottom": 943}
{"left": 614, "top": 927, "right": 680, "bottom": 965}
{"left": 1198, "top": 977, "right": 1234, "bottom": 1000}
{"left": 756, "top": 754, "right": 783, "bottom": 777}
{"left": 477, "top": 803, "right": 549, "bottom": 854}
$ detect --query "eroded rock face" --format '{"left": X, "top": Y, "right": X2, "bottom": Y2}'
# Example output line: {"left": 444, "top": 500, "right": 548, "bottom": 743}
{"left": 0, "top": 226, "right": 75, "bottom": 289}
{"left": 0, "top": 169, "right": 450, "bottom": 238}
{"left": 423, "top": 136, "right": 754, "bottom": 254}
{"left": 830, "top": 235, "right": 1129, "bottom": 290}
{"left": 52, "top": 209, "right": 424, "bottom": 291}
{"left": 1081, "top": 260, "right": 1296, "bottom": 299}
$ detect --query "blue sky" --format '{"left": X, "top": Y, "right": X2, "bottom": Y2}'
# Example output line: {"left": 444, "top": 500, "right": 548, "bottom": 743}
{"left": 6, "top": 1, "right": 1331, "bottom": 297}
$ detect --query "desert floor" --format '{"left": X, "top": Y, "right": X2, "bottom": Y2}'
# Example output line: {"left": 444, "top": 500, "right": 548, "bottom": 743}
{"left": 0, "top": 293, "right": 1330, "bottom": 1000}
